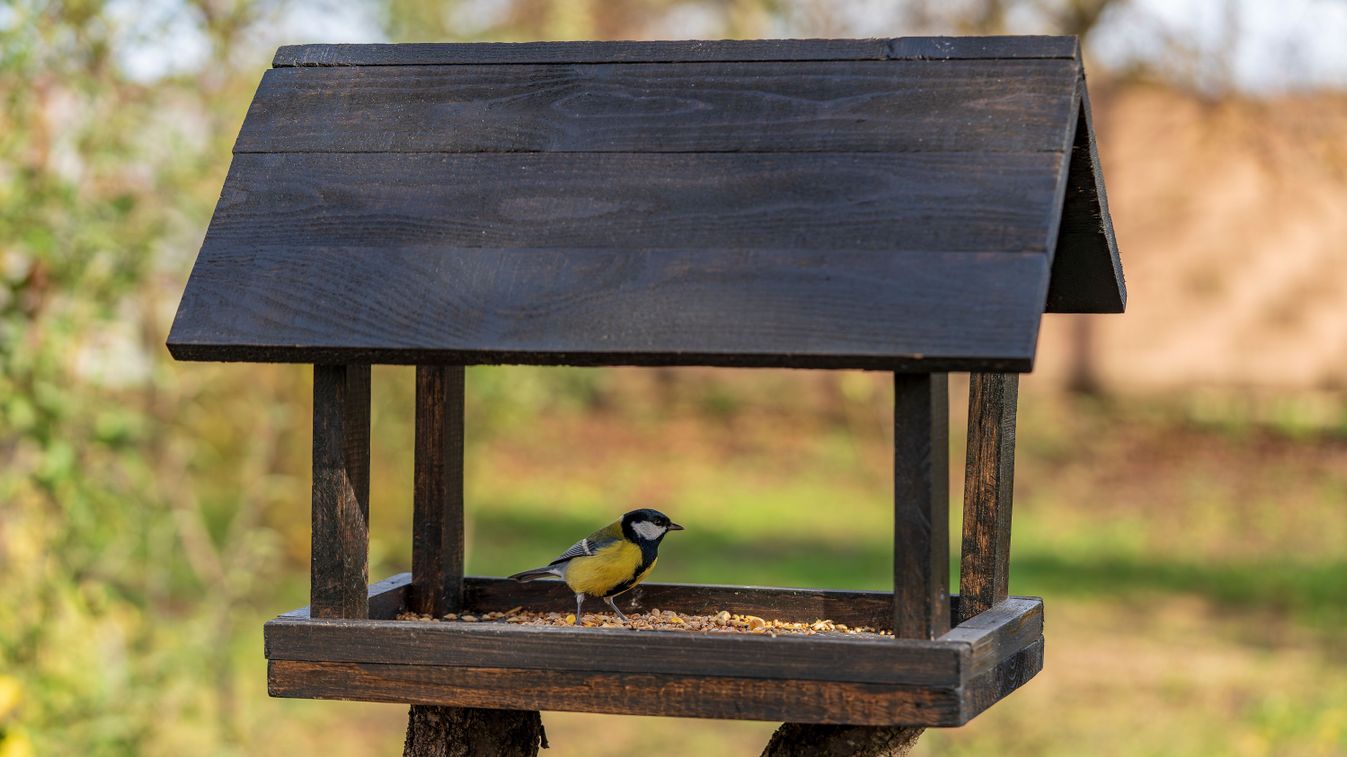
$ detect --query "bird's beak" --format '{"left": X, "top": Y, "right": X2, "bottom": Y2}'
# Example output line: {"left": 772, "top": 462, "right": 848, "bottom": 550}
{"left": 667, "top": 522, "right": 685, "bottom": 531}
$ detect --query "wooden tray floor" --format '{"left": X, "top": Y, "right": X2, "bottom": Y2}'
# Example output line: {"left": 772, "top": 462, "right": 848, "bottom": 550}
{"left": 265, "top": 574, "right": 1043, "bottom": 726}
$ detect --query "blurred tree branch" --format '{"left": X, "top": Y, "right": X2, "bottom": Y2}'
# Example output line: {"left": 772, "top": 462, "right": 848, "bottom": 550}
{"left": 902, "top": 0, "right": 1126, "bottom": 39}
{"left": 1051, "top": 0, "right": 1122, "bottom": 37}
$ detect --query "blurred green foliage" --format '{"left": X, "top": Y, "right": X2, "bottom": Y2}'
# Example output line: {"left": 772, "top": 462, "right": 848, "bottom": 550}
{"left": 0, "top": 2, "right": 828, "bottom": 751}
{"left": 0, "top": 1, "right": 293, "bottom": 751}
{"left": 2, "top": 1, "right": 1345, "bottom": 755}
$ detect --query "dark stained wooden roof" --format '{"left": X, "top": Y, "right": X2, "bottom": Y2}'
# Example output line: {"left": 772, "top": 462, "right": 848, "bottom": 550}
{"left": 168, "top": 37, "right": 1124, "bottom": 371}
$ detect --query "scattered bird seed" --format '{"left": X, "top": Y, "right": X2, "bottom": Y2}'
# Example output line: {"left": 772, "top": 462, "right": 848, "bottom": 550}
{"left": 396, "top": 609, "right": 892, "bottom": 636}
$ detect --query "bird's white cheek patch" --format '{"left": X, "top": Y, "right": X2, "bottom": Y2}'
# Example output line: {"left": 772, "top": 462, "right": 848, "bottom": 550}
{"left": 632, "top": 521, "right": 666, "bottom": 541}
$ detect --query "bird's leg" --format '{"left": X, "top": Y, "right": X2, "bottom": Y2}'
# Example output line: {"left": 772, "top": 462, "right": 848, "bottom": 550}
{"left": 574, "top": 593, "right": 585, "bottom": 626}
{"left": 603, "top": 595, "right": 629, "bottom": 623}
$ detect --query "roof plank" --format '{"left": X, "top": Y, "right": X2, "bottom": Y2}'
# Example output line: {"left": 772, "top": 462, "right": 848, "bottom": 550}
{"left": 203, "top": 151, "right": 1063, "bottom": 253}
{"left": 167, "top": 245, "right": 1047, "bottom": 371}
{"left": 237, "top": 60, "right": 1079, "bottom": 154}
{"left": 272, "top": 37, "right": 1079, "bottom": 68}
{"left": 169, "top": 38, "right": 1126, "bottom": 364}
{"left": 886, "top": 36, "right": 1078, "bottom": 61}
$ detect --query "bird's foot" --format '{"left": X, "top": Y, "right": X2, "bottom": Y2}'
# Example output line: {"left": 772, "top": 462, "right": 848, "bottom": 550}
{"left": 604, "top": 597, "right": 629, "bottom": 623}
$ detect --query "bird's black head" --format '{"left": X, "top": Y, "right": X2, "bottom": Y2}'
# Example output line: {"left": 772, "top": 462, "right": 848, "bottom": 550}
{"left": 621, "top": 508, "right": 684, "bottom": 543}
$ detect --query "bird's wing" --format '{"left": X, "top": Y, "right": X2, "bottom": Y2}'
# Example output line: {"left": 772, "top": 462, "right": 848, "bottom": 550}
{"left": 548, "top": 525, "right": 622, "bottom": 567}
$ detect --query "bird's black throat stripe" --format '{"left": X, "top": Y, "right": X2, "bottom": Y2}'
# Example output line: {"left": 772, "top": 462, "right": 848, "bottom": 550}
{"left": 602, "top": 539, "right": 659, "bottom": 598}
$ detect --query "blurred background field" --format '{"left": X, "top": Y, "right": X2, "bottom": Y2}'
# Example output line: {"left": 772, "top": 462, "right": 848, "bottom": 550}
{"left": 2, "top": 0, "right": 1346, "bottom": 754}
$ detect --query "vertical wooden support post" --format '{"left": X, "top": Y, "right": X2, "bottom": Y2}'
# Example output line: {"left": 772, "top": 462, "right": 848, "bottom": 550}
{"left": 892, "top": 372, "right": 950, "bottom": 640}
{"left": 411, "top": 365, "right": 466, "bottom": 617}
{"left": 403, "top": 367, "right": 547, "bottom": 757}
{"left": 770, "top": 375, "right": 942, "bottom": 755}
{"left": 959, "top": 372, "right": 1019, "bottom": 622}
{"left": 311, "top": 364, "right": 371, "bottom": 619}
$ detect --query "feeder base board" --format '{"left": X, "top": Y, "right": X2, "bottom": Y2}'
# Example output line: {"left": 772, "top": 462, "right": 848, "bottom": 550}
{"left": 265, "top": 574, "right": 1043, "bottom": 726}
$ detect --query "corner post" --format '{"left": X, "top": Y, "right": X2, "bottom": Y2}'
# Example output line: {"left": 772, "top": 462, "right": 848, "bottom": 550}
{"left": 892, "top": 372, "right": 951, "bottom": 639}
{"left": 411, "top": 365, "right": 466, "bottom": 617}
{"left": 311, "top": 364, "right": 371, "bottom": 619}
{"left": 403, "top": 366, "right": 546, "bottom": 757}
{"left": 958, "top": 372, "right": 1019, "bottom": 622}
{"left": 764, "top": 375, "right": 947, "bottom": 755}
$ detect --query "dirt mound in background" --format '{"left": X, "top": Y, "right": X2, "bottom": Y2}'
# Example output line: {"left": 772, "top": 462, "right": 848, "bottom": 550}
{"left": 1036, "top": 84, "right": 1347, "bottom": 390}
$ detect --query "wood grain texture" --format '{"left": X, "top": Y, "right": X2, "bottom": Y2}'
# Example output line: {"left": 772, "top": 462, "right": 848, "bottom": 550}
{"left": 265, "top": 592, "right": 1039, "bottom": 686}
{"left": 1047, "top": 82, "right": 1126, "bottom": 313}
{"left": 166, "top": 244, "right": 1048, "bottom": 371}
{"left": 235, "top": 60, "right": 1079, "bottom": 154}
{"left": 886, "top": 36, "right": 1078, "bottom": 61}
{"left": 939, "top": 597, "right": 1043, "bottom": 678}
{"left": 892, "top": 373, "right": 951, "bottom": 640}
{"left": 761, "top": 724, "right": 924, "bottom": 757}
{"left": 958, "top": 637, "right": 1044, "bottom": 723}
{"left": 1040, "top": 73, "right": 1082, "bottom": 264}
{"left": 410, "top": 366, "right": 465, "bottom": 617}
{"left": 272, "top": 576, "right": 1043, "bottom": 686}
{"left": 310, "top": 364, "right": 371, "bottom": 619}
{"left": 958, "top": 373, "right": 1019, "bottom": 622}
{"left": 170, "top": 36, "right": 1127, "bottom": 373}
{"left": 267, "top": 660, "right": 964, "bottom": 726}
{"left": 403, "top": 706, "right": 546, "bottom": 757}
{"left": 200, "top": 151, "right": 1062, "bottom": 253}
{"left": 264, "top": 616, "right": 965, "bottom": 686}
{"left": 272, "top": 37, "right": 1079, "bottom": 68}
{"left": 266, "top": 574, "right": 1043, "bottom": 724}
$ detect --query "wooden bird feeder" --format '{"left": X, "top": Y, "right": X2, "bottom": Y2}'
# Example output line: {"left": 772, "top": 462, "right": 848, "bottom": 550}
{"left": 169, "top": 36, "right": 1124, "bottom": 728}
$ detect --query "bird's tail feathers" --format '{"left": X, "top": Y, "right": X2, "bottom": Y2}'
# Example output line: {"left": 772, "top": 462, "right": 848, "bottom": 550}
{"left": 509, "top": 566, "right": 563, "bottom": 582}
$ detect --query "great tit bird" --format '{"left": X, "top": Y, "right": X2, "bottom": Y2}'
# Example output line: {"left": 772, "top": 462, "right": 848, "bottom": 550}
{"left": 509, "top": 508, "right": 684, "bottom": 625}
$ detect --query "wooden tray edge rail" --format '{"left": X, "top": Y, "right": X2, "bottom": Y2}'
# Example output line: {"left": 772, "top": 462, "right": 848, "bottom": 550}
{"left": 265, "top": 573, "right": 1043, "bottom": 726}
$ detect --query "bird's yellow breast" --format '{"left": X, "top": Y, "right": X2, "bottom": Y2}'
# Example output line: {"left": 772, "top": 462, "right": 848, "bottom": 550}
{"left": 564, "top": 540, "right": 655, "bottom": 598}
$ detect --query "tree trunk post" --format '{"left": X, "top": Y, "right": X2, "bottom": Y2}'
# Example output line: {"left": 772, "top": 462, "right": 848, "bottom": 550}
{"left": 760, "top": 725, "right": 924, "bottom": 757}
{"left": 403, "top": 706, "right": 547, "bottom": 757}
